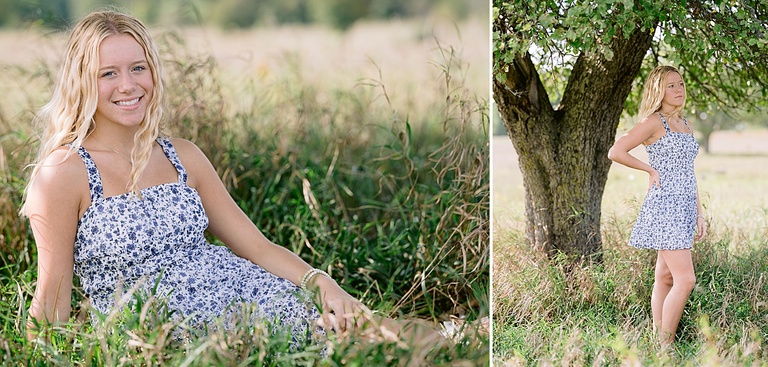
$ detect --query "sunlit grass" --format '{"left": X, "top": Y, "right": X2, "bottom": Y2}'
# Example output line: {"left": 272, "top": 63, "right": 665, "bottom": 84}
{"left": 0, "top": 20, "right": 489, "bottom": 366}
{"left": 492, "top": 135, "right": 768, "bottom": 366}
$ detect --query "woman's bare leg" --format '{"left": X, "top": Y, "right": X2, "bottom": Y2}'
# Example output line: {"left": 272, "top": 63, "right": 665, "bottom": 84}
{"left": 657, "top": 249, "right": 695, "bottom": 344}
{"left": 378, "top": 317, "right": 447, "bottom": 346}
{"left": 651, "top": 252, "right": 673, "bottom": 332}
{"left": 323, "top": 312, "right": 448, "bottom": 349}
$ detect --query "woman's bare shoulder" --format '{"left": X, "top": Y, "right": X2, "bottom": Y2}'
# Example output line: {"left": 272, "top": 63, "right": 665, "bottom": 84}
{"left": 166, "top": 138, "right": 214, "bottom": 187}
{"left": 640, "top": 114, "right": 673, "bottom": 146}
{"left": 637, "top": 113, "right": 663, "bottom": 128}
{"left": 167, "top": 137, "right": 202, "bottom": 155}
{"left": 28, "top": 146, "right": 89, "bottom": 201}
{"left": 167, "top": 138, "right": 209, "bottom": 167}
{"left": 170, "top": 138, "right": 213, "bottom": 168}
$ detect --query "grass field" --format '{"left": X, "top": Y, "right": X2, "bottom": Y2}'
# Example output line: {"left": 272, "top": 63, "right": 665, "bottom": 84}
{"left": 0, "top": 17, "right": 490, "bottom": 366}
{"left": 492, "top": 131, "right": 768, "bottom": 366}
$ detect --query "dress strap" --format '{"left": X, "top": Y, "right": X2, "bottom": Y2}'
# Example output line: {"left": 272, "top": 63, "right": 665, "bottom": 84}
{"left": 681, "top": 117, "right": 693, "bottom": 134}
{"left": 156, "top": 137, "right": 188, "bottom": 184}
{"left": 657, "top": 113, "right": 671, "bottom": 133}
{"left": 71, "top": 146, "right": 104, "bottom": 203}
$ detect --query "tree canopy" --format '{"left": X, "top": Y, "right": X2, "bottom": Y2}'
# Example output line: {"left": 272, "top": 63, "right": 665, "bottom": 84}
{"left": 493, "top": 0, "right": 768, "bottom": 259}
{"left": 495, "top": 0, "right": 768, "bottom": 115}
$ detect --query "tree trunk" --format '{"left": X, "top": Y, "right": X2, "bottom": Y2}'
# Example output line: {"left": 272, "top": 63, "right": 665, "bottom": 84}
{"left": 493, "top": 27, "right": 654, "bottom": 261}
{"left": 697, "top": 118, "right": 715, "bottom": 154}
{"left": 700, "top": 131, "right": 711, "bottom": 154}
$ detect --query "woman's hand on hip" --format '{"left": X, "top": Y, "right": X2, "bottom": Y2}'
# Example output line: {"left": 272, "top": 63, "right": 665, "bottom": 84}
{"left": 648, "top": 169, "right": 661, "bottom": 192}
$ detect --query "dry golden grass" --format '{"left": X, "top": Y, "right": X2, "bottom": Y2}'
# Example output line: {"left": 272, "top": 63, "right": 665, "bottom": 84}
{"left": 492, "top": 129, "right": 768, "bottom": 245}
{"left": 0, "top": 17, "right": 489, "bottom": 133}
{"left": 492, "top": 130, "right": 768, "bottom": 365}
{"left": 0, "top": 17, "right": 490, "bottom": 365}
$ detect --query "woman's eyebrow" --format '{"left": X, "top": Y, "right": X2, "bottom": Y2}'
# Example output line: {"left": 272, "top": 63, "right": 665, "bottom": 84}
{"left": 98, "top": 60, "right": 147, "bottom": 71}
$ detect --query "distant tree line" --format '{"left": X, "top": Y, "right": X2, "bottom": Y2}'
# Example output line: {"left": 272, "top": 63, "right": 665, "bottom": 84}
{"left": 0, "top": 0, "right": 484, "bottom": 29}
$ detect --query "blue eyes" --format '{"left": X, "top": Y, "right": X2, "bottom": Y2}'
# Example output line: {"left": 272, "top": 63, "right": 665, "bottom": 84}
{"left": 100, "top": 65, "right": 147, "bottom": 78}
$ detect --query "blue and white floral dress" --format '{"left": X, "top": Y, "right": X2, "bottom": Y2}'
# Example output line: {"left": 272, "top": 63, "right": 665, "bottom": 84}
{"left": 628, "top": 114, "right": 699, "bottom": 250}
{"left": 71, "top": 137, "right": 320, "bottom": 343}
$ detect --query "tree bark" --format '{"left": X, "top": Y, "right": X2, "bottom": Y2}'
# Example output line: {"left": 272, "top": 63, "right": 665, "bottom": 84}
{"left": 700, "top": 131, "right": 712, "bottom": 154}
{"left": 493, "top": 27, "right": 654, "bottom": 261}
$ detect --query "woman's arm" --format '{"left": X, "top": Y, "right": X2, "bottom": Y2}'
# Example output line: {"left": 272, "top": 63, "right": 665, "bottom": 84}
{"left": 695, "top": 188, "right": 707, "bottom": 241}
{"left": 608, "top": 115, "right": 664, "bottom": 190}
{"left": 686, "top": 120, "right": 708, "bottom": 241}
{"left": 24, "top": 149, "right": 87, "bottom": 337}
{"left": 173, "top": 139, "right": 371, "bottom": 332}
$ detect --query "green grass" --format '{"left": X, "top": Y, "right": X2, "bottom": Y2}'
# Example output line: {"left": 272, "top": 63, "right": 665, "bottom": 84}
{"left": 0, "top": 28, "right": 489, "bottom": 366}
{"left": 492, "top": 136, "right": 768, "bottom": 366}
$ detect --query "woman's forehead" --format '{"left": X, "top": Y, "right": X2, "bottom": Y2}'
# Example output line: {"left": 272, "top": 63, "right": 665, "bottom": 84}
{"left": 99, "top": 34, "right": 146, "bottom": 65}
{"left": 665, "top": 72, "right": 682, "bottom": 84}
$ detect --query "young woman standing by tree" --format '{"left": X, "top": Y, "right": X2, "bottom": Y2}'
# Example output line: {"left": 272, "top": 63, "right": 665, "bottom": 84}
{"left": 608, "top": 65, "right": 707, "bottom": 345}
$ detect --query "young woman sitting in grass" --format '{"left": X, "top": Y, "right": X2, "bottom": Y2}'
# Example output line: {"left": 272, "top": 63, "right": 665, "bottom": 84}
{"left": 21, "top": 9, "right": 442, "bottom": 351}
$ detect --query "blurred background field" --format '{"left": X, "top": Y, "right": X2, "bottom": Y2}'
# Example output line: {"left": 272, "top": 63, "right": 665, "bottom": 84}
{"left": 0, "top": 0, "right": 490, "bottom": 365}
{"left": 492, "top": 125, "right": 768, "bottom": 365}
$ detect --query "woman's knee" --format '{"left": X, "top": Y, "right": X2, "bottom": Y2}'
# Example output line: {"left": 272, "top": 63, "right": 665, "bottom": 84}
{"left": 676, "top": 273, "right": 696, "bottom": 292}
{"left": 655, "top": 268, "right": 673, "bottom": 286}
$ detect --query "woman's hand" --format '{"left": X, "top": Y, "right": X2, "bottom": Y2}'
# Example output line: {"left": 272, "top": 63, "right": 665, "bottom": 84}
{"left": 695, "top": 215, "right": 707, "bottom": 241}
{"left": 311, "top": 275, "right": 373, "bottom": 333}
{"left": 648, "top": 169, "right": 661, "bottom": 192}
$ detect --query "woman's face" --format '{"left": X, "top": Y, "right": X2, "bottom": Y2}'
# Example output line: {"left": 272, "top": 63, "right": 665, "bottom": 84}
{"left": 661, "top": 71, "right": 685, "bottom": 108}
{"left": 93, "top": 33, "right": 153, "bottom": 130}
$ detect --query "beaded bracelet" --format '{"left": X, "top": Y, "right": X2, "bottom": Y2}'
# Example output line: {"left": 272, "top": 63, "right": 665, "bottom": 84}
{"left": 300, "top": 268, "right": 330, "bottom": 291}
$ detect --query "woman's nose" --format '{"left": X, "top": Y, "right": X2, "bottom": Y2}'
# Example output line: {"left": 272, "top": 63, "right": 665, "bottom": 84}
{"left": 118, "top": 74, "right": 137, "bottom": 93}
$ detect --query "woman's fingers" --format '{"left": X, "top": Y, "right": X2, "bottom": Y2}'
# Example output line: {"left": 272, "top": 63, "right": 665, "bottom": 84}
{"left": 320, "top": 302, "right": 341, "bottom": 332}
{"left": 338, "top": 300, "right": 364, "bottom": 332}
{"left": 329, "top": 300, "right": 347, "bottom": 332}
{"left": 355, "top": 304, "right": 373, "bottom": 328}
{"left": 348, "top": 301, "right": 373, "bottom": 329}
{"left": 695, "top": 217, "right": 707, "bottom": 241}
{"left": 314, "top": 280, "right": 373, "bottom": 333}
{"left": 320, "top": 299, "right": 372, "bottom": 333}
{"left": 699, "top": 220, "right": 707, "bottom": 240}
{"left": 647, "top": 171, "right": 661, "bottom": 192}
{"left": 344, "top": 304, "right": 355, "bottom": 331}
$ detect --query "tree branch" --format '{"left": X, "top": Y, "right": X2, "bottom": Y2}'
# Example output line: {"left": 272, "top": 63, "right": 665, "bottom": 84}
{"left": 500, "top": 52, "right": 555, "bottom": 121}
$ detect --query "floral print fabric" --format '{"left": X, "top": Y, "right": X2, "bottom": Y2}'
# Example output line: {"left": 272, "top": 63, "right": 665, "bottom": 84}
{"left": 71, "top": 137, "right": 320, "bottom": 343}
{"left": 629, "top": 115, "right": 699, "bottom": 250}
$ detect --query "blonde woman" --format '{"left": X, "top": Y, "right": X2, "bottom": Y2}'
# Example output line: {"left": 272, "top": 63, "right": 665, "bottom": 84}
{"left": 23, "top": 10, "right": 438, "bottom": 349}
{"left": 608, "top": 65, "right": 707, "bottom": 345}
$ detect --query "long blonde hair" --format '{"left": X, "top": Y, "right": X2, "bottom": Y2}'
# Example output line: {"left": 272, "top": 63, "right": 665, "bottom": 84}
{"left": 637, "top": 65, "right": 686, "bottom": 121}
{"left": 21, "top": 10, "right": 165, "bottom": 215}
